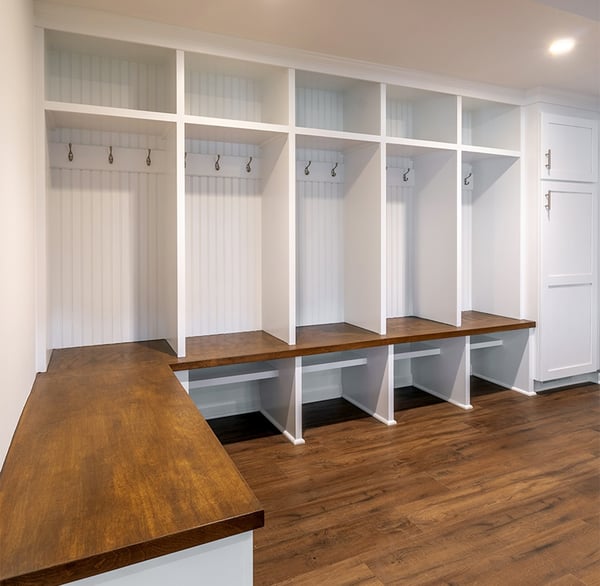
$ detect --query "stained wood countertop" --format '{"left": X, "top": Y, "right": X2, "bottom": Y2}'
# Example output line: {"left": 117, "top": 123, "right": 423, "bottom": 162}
{"left": 176, "top": 311, "right": 536, "bottom": 369}
{"left": 0, "top": 311, "right": 534, "bottom": 585}
{"left": 0, "top": 360, "right": 263, "bottom": 585}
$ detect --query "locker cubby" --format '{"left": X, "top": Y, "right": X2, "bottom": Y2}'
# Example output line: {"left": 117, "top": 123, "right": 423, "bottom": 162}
{"left": 185, "top": 124, "right": 294, "bottom": 343}
{"left": 301, "top": 347, "right": 395, "bottom": 428}
{"left": 461, "top": 97, "right": 520, "bottom": 152}
{"left": 185, "top": 53, "right": 290, "bottom": 124}
{"left": 296, "top": 134, "right": 384, "bottom": 333}
{"left": 295, "top": 71, "right": 381, "bottom": 135}
{"left": 45, "top": 110, "right": 179, "bottom": 351}
{"left": 461, "top": 152, "right": 521, "bottom": 318}
{"left": 386, "top": 86, "right": 457, "bottom": 144}
{"left": 386, "top": 144, "right": 460, "bottom": 326}
{"left": 393, "top": 338, "right": 471, "bottom": 409}
{"left": 45, "top": 30, "right": 176, "bottom": 113}
{"left": 186, "top": 357, "right": 303, "bottom": 444}
{"left": 469, "top": 330, "right": 533, "bottom": 395}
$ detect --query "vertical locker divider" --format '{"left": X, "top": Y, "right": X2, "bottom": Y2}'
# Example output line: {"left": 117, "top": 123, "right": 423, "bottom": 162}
{"left": 344, "top": 142, "right": 386, "bottom": 334}
{"left": 162, "top": 122, "right": 182, "bottom": 356}
{"left": 412, "top": 149, "right": 461, "bottom": 327}
{"left": 36, "top": 26, "right": 50, "bottom": 371}
{"left": 262, "top": 133, "right": 295, "bottom": 344}
{"left": 259, "top": 357, "right": 304, "bottom": 445}
{"left": 174, "top": 49, "right": 186, "bottom": 356}
{"left": 341, "top": 345, "right": 396, "bottom": 425}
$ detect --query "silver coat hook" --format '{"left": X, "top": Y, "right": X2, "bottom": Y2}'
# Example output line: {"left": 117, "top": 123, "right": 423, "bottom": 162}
{"left": 68, "top": 143, "right": 73, "bottom": 162}
{"left": 215, "top": 154, "right": 221, "bottom": 171}
{"left": 146, "top": 149, "right": 152, "bottom": 167}
{"left": 246, "top": 156, "right": 252, "bottom": 173}
{"left": 304, "top": 161, "right": 311, "bottom": 176}
{"left": 402, "top": 168, "right": 410, "bottom": 182}
{"left": 108, "top": 146, "right": 113, "bottom": 165}
{"left": 464, "top": 172, "right": 472, "bottom": 186}
{"left": 331, "top": 162, "right": 338, "bottom": 177}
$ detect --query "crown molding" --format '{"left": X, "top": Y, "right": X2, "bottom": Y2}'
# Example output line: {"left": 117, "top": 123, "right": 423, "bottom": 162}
{"left": 525, "top": 87, "right": 600, "bottom": 113}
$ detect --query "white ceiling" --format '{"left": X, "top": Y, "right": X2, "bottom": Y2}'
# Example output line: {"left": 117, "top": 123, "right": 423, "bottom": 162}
{"left": 48, "top": 0, "right": 600, "bottom": 97}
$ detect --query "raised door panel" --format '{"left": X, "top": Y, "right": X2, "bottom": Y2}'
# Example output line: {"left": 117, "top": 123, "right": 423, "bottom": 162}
{"left": 541, "top": 113, "right": 598, "bottom": 182}
{"left": 538, "top": 182, "right": 598, "bottom": 380}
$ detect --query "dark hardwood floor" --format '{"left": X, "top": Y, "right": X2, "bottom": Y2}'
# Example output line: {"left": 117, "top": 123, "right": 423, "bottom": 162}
{"left": 220, "top": 379, "right": 600, "bottom": 585}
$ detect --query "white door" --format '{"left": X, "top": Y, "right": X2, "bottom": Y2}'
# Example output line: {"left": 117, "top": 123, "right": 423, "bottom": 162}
{"left": 540, "top": 113, "right": 598, "bottom": 182}
{"left": 538, "top": 182, "right": 598, "bottom": 381}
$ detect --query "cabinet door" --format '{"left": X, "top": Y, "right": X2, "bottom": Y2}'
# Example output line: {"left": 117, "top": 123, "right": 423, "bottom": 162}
{"left": 538, "top": 182, "right": 598, "bottom": 381}
{"left": 541, "top": 113, "right": 598, "bottom": 182}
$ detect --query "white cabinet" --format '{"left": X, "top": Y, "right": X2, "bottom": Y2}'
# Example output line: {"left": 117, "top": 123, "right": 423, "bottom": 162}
{"left": 538, "top": 182, "right": 598, "bottom": 380}
{"left": 528, "top": 107, "right": 600, "bottom": 384}
{"left": 541, "top": 113, "right": 598, "bottom": 182}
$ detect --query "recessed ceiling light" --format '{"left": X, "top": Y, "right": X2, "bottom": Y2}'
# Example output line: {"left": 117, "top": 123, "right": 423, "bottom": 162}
{"left": 549, "top": 37, "right": 575, "bottom": 55}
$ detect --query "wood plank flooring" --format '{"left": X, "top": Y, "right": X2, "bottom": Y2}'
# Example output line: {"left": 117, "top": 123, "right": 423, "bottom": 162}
{"left": 219, "top": 379, "right": 600, "bottom": 585}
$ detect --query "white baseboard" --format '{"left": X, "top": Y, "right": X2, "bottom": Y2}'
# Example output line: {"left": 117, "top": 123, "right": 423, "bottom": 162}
{"left": 534, "top": 372, "right": 599, "bottom": 392}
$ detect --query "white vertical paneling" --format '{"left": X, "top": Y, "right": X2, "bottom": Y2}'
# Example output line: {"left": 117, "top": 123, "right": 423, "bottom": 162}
{"left": 48, "top": 129, "right": 170, "bottom": 348}
{"left": 185, "top": 140, "right": 262, "bottom": 336}
{"left": 387, "top": 157, "right": 414, "bottom": 317}
{"left": 46, "top": 48, "right": 172, "bottom": 112}
{"left": 185, "top": 70, "right": 262, "bottom": 121}
{"left": 386, "top": 99, "right": 414, "bottom": 138}
{"left": 296, "top": 148, "right": 344, "bottom": 326}
{"left": 296, "top": 88, "right": 343, "bottom": 131}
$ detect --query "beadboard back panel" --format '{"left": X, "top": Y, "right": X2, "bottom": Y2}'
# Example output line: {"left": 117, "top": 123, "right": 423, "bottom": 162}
{"left": 186, "top": 70, "right": 262, "bottom": 121}
{"left": 296, "top": 148, "right": 344, "bottom": 326}
{"left": 185, "top": 55, "right": 290, "bottom": 124}
{"left": 387, "top": 87, "right": 457, "bottom": 143}
{"left": 295, "top": 72, "right": 381, "bottom": 134}
{"left": 387, "top": 100, "right": 414, "bottom": 139}
{"left": 296, "top": 87, "right": 344, "bottom": 132}
{"left": 48, "top": 170, "right": 167, "bottom": 348}
{"left": 47, "top": 127, "right": 173, "bottom": 349}
{"left": 45, "top": 32, "right": 175, "bottom": 113}
{"left": 387, "top": 156, "right": 414, "bottom": 317}
{"left": 186, "top": 139, "right": 262, "bottom": 336}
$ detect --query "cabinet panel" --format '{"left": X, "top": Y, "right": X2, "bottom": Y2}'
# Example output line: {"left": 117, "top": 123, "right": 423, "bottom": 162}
{"left": 541, "top": 113, "right": 598, "bottom": 182}
{"left": 538, "top": 182, "right": 598, "bottom": 380}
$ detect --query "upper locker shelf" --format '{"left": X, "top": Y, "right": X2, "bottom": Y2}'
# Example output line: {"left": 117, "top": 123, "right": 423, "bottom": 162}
{"left": 45, "top": 30, "right": 177, "bottom": 115}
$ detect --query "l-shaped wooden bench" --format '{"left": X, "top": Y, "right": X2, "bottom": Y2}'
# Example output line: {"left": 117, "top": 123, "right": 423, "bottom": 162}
{"left": 0, "top": 311, "right": 534, "bottom": 585}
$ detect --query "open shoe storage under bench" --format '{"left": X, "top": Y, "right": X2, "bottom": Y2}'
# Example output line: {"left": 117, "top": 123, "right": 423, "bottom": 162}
{"left": 175, "top": 311, "right": 535, "bottom": 444}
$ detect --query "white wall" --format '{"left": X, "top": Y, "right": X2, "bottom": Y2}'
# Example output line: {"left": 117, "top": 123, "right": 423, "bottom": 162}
{"left": 0, "top": 0, "right": 36, "bottom": 468}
